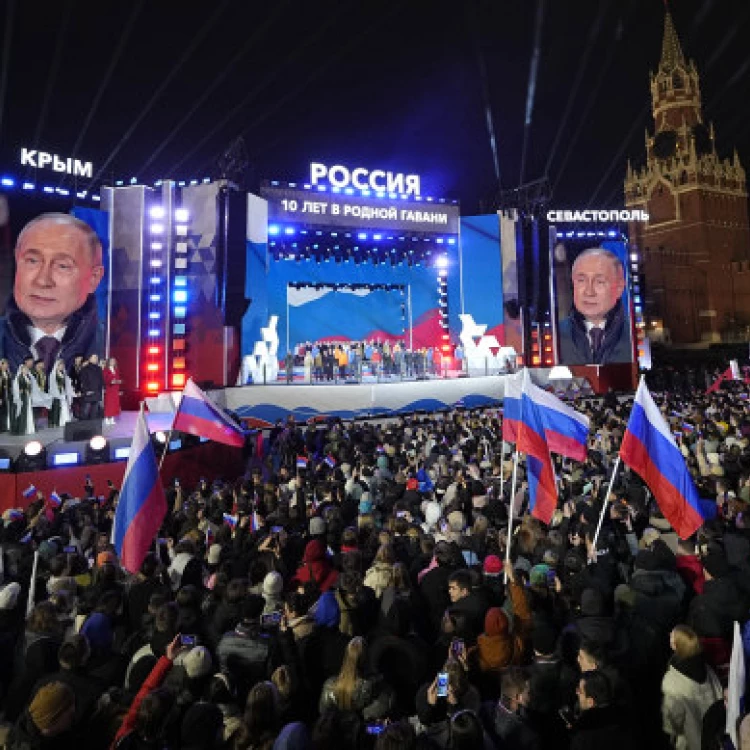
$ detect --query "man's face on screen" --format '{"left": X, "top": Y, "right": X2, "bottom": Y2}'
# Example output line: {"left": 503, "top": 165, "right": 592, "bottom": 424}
{"left": 14, "top": 220, "right": 104, "bottom": 334}
{"left": 571, "top": 253, "right": 625, "bottom": 325}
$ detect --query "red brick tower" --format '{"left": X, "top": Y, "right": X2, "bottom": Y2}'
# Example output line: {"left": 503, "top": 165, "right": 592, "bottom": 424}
{"left": 624, "top": 9, "right": 750, "bottom": 344}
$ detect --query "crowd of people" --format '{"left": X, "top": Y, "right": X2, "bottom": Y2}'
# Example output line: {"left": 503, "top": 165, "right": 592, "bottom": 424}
{"left": 0, "top": 373, "right": 749, "bottom": 749}
{"left": 0, "top": 354, "right": 121, "bottom": 435}
{"left": 287, "top": 340, "right": 464, "bottom": 382}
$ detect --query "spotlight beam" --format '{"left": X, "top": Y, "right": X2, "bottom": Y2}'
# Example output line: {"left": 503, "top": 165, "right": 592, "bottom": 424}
{"left": 544, "top": 0, "right": 611, "bottom": 179}
{"left": 58, "top": 0, "right": 145, "bottom": 188}
{"left": 85, "top": 0, "right": 233, "bottom": 191}
{"left": 179, "top": 8, "right": 398, "bottom": 179}
{"left": 0, "top": 0, "right": 17, "bottom": 145}
{"left": 519, "top": 0, "right": 545, "bottom": 185}
{"left": 137, "top": 0, "right": 292, "bottom": 178}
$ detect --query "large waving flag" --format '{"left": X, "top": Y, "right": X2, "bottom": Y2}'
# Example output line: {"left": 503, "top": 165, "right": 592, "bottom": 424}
{"left": 517, "top": 370, "right": 558, "bottom": 525}
{"left": 502, "top": 371, "right": 523, "bottom": 443}
{"left": 173, "top": 379, "right": 245, "bottom": 447}
{"left": 503, "top": 370, "right": 589, "bottom": 461}
{"left": 620, "top": 378, "right": 704, "bottom": 539}
{"left": 726, "top": 621, "right": 746, "bottom": 748}
{"left": 112, "top": 410, "right": 167, "bottom": 573}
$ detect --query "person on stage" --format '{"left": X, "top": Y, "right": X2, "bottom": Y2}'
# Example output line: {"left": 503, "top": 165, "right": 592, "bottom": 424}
{"left": 11, "top": 356, "right": 35, "bottom": 435}
{"left": 48, "top": 358, "right": 75, "bottom": 428}
{"left": 79, "top": 353, "right": 104, "bottom": 420}
{"left": 103, "top": 357, "right": 122, "bottom": 426}
{"left": 0, "top": 358, "right": 11, "bottom": 432}
{"left": 303, "top": 349, "right": 313, "bottom": 383}
{"left": 68, "top": 353, "right": 84, "bottom": 418}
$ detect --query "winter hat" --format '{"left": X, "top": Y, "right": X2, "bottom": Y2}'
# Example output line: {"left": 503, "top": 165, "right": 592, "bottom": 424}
{"left": 531, "top": 621, "right": 558, "bottom": 656}
{"left": 0, "top": 582, "right": 21, "bottom": 610}
{"left": 423, "top": 500, "right": 441, "bottom": 530}
{"left": 634, "top": 549, "right": 660, "bottom": 571}
{"left": 97, "top": 550, "right": 117, "bottom": 567}
{"left": 182, "top": 646, "right": 213, "bottom": 680}
{"left": 309, "top": 516, "right": 326, "bottom": 536}
{"left": 484, "top": 607, "right": 509, "bottom": 637}
{"left": 263, "top": 571, "right": 284, "bottom": 598}
{"left": 81, "top": 612, "right": 113, "bottom": 653}
{"left": 514, "top": 556, "right": 532, "bottom": 576}
{"left": 447, "top": 510, "right": 465, "bottom": 533}
{"left": 207, "top": 544, "right": 222, "bottom": 565}
{"left": 180, "top": 702, "right": 223, "bottom": 749}
{"left": 529, "top": 564, "right": 550, "bottom": 588}
{"left": 614, "top": 584, "right": 636, "bottom": 609}
{"left": 580, "top": 588, "right": 604, "bottom": 617}
{"left": 483, "top": 555, "right": 503, "bottom": 576}
{"left": 313, "top": 590, "right": 340, "bottom": 628}
{"left": 702, "top": 551, "right": 730, "bottom": 579}
{"left": 273, "top": 721, "right": 310, "bottom": 750}
{"left": 29, "top": 682, "right": 75, "bottom": 733}
{"left": 406, "top": 478, "right": 419, "bottom": 491}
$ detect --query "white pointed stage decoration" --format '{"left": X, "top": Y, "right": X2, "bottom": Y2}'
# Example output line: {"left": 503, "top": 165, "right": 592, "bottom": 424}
{"left": 238, "top": 316, "right": 280, "bottom": 385}
{"left": 458, "top": 313, "right": 516, "bottom": 375}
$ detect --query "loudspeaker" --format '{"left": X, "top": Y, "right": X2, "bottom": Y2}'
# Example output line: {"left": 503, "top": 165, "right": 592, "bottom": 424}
{"left": 64, "top": 419, "right": 103, "bottom": 442}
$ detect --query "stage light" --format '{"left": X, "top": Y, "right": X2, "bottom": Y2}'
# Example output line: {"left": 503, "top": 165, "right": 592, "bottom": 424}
{"left": 173, "top": 290, "right": 187, "bottom": 303}
{"left": 149, "top": 312, "right": 160, "bottom": 319}
{"left": 150, "top": 294, "right": 161, "bottom": 302}
{"left": 150, "top": 206, "right": 165, "bottom": 219}
{"left": 1, "top": 177, "right": 14, "bottom": 187}
{"left": 630, "top": 252, "right": 639, "bottom": 262}
{"left": 53, "top": 452, "right": 79, "bottom": 466}
{"left": 150, "top": 259, "right": 162, "bottom": 268}
{"left": 151, "top": 242, "right": 163, "bottom": 250}
{"left": 77, "top": 191, "right": 87, "bottom": 199}
{"left": 17, "top": 441, "right": 47, "bottom": 472}
{"left": 151, "top": 223, "right": 164, "bottom": 234}
{"left": 147, "top": 363, "right": 159, "bottom": 372}
{"left": 373, "top": 234, "right": 382, "bottom": 241}
{"left": 154, "top": 431, "right": 167, "bottom": 444}
{"left": 269, "top": 225, "right": 280, "bottom": 235}
{"left": 149, "top": 328, "right": 160, "bottom": 337}
{"left": 148, "top": 346, "right": 160, "bottom": 355}
{"left": 92, "top": 195, "right": 101, "bottom": 202}
{"left": 146, "top": 382, "right": 159, "bottom": 392}
{"left": 174, "top": 276, "right": 187, "bottom": 286}
{"left": 23, "top": 182, "right": 34, "bottom": 190}
{"left": 86, "top": 435, "right": 109, "bottom": 465}
{"left": 43, "top": 186, "right": 54, "bottom": 193}
{"left": 317, "top": 185, "right": 327, "bottom": 192}
{"left": 151, "top": 277, "right": 161, "bottom": 284}
{"left": 174, "top": 306, "right": 186, "bottom": 318}
{"left": 436, "top": 256, "right": 449, "bottom": 269}
{"left": 172, "top": 373, "right": 186, "bottom": 388}
{"left": 284, "top": 228, "right": 296, "bottom": 235}
{"left": 114, "top": 447, "right": 130, "bottom": 460}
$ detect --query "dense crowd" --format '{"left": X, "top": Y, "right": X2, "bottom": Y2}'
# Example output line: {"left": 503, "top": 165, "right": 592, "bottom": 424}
{"left": 1, "top": 376, "right": 750, "bottom": 750}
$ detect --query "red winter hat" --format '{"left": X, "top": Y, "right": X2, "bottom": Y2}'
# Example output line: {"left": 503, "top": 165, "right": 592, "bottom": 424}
{"left": 483, "top": 555, "right": 503, "bottom": 576}
{"left": 406, "top": 478, "right": 419, "bottom": 491}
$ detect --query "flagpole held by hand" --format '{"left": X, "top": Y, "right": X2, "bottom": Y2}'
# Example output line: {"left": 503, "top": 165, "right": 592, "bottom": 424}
{"left": 505, "top": 450, "right": 520, "bottom": 583}
{"left": 26, "top": 550, "right": 39, "bottom": 619}
{"left": 592, "top": 455, "right": 622, "bottom": 552}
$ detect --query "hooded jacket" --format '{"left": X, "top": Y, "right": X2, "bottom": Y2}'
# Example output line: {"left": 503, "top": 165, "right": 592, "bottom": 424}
{"left": 661, "top": 655, "right": 722, "bottom": 750}
{"left": 0, "top": 294, "right": 104, "bottom": 373}
{"left": 476, "top": 579, "right": 531, "bottom": 672}
{"left": 291, "top": 540, "right": 338, "bottom": 592}
{"left": 687, "top": 577, "right": 746, "bottom": 639}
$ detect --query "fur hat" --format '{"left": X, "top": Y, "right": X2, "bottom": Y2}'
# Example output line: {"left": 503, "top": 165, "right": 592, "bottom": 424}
{"left": 309, "top": 516, "right": 326, "bottom": 536}
{"left": 182, "top": 646, "right": 213, "bottom": 680}
{"left": 447, "top": 510, "right": 465, "bottom": 533}
{"left": 29, "top": 682, "right": 75, "bottom": 733}
{"left": 262, "top": 571, "right": 284, "bottom": 597}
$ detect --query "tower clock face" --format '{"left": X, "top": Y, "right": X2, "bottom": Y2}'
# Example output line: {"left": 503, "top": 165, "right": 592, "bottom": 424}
{"left": 653, "top": 130, "right": 678, "bottom": 159}
{"left": 692, "top": 124, "right": 712, "bottom": 155}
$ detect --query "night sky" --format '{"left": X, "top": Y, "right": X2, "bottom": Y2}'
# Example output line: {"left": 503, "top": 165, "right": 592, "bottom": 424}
{"left": 1, "top": 0, "right": 748, "bottom": 214}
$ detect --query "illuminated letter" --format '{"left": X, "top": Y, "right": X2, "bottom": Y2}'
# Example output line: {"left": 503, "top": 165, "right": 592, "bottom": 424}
{"left": 38, "top": 152, "right": 52, "bottom": 168}
{"left": 73, "top": 160, "right": 92, "bottom": 178}
{"left": 20, "top": 148, "right": 37, "bottom": 167}
{"left": 369, "top": 170, "right": 386, "bottom": 191}
{"left": 310, "top": 162, "right": 327, "bottom": 186}
{"left": 328, "top": 165, "right": 349, "bottom": 189}
{"left": 405, "top": 175, "right": 420, "bottom": 195}
{"left": 351, "top": 168, "right": 368, "bottom": 190}
{"left": 387, "top": 172, "right": 405, "bottom": 193}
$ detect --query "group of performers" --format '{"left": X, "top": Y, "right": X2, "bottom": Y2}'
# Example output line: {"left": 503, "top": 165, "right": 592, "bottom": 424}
{"left": 0, "top": 354, "right": 122, "bottom": 436}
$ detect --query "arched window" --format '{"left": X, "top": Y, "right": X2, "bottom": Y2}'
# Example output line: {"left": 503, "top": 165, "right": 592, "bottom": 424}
{"left": 672, "top": 71, "right": 683, "bottom": 89}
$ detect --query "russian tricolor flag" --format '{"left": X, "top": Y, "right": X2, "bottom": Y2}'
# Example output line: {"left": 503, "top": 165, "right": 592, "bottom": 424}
{"left": 111, "top": 410, "right": 167, "bottom": 573}
{"left": 22, "top": 484, "right": 37, "bottom": 499}
{"left": 517, "top": 370, "right": 558, "bottom": 525}
{"left": 223, "top": 513, "right": 238, "bottom": 528}
{"left": 250, "top": 510, "right": 261, "bottom": 532}
{"left": 504, "top": 370, "right": 589, "bottom": 462}
{"left": 324, "top": 454, "right": 336, "bottom": 469}
{"left": 173, "top": 379, "right": 246, "bottom": 448}
{"left": 620, "top": 378, "right": 704, "bottom": 539}
{"left": 297, "top": 456, "right": 308, "bottom": 469}
{"left": 48, "top": 491, "right": 62, "bottom": 508}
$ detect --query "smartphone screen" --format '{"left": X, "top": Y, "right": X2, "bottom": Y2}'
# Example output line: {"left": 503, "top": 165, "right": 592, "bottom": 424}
{"left": 180, "top": 634, "right": 197, "bottom": 647}
{"left": 365, "top": 723, "right": 384, "bottom": 735}
{"left": 261, "top": 612, "right": 282, "bottom": 628}
{"left": 436, "top": 672, "right": 449, "bottom": 698}
{"left": 451, "top": 639, "right": 465, "bottom": 658}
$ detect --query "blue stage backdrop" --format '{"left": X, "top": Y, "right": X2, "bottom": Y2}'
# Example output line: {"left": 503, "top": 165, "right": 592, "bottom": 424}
{"left": 242, "top": 202, "right": 506, "bottom": 360}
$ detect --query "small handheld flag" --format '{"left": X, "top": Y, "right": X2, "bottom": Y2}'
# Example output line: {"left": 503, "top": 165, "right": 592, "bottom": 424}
{"left": 324, "top": 454, "right": 336, "bottom": 469}
{"left": 22, "top": 484, "right": 37, "bottom": 499}
{"left": 250, "top": 510, "right": 261, "bottom": 532}
{"left": 48, "top": 491, "right": 62, "bottom": 508}
{"left": 296, "top": 456, "right": 308, "bottom": 469}
{"left": 223, "top": 513, "right": 238, "bottom": 528}
{"left": 172, "top": 379, "right": 246, "bottom": 447}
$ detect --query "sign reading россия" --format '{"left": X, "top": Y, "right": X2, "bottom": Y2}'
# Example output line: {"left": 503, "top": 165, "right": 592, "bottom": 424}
{"left": 19, "top": 148, "right": 93, "bottom": 178}
{"left": 260, "top": 184, "right": 460, "bottom": 234}
{"left": 546, "top": 209, "right": 649, "bottom": 223}
{"left": 310, "top": 162, "right": 421, "bottom": 196}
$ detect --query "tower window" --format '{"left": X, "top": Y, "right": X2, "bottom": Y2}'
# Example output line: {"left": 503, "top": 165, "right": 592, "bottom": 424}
{"left": 672, "top": 71, "right": 683, "bottom": 89}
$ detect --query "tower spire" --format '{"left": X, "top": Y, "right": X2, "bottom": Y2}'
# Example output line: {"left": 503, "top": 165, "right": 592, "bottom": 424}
{"left": 659, "top": 6, "right": 685, "bottom": 73}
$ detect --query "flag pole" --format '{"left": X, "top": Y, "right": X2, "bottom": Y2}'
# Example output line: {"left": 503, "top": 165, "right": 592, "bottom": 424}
{"left": 592, "top": 455, "right": 621, "bottom": 552}
{"left": 504, "top": 449, "right": 520, "bottom": 583}
{"left": 26, "top": 550, "right": 39, "bottom": 619}
{"left": 156, "top": 393, "right": 176, "bottom": 471}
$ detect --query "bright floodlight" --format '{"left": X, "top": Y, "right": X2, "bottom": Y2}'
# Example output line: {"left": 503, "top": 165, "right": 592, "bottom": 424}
{"left": 89, "top": 435, "right": 107, "bottom": 451}
{"left": 154, "top": 431, "right": 167, "bottom": 444}
{"left": 24, "top": 440, "right": 44, "bottom": 457}
{"left": 149, "top": 206, "right": 165, "bottom": 219}
{"left": 174, "top": 208, "right": 189, "bottom": 223}
{"left": 548, "top": 365, "right": 574, "bottom": 381}
{"left": 436, "top": 256, "right": 449, "bottom": 269}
